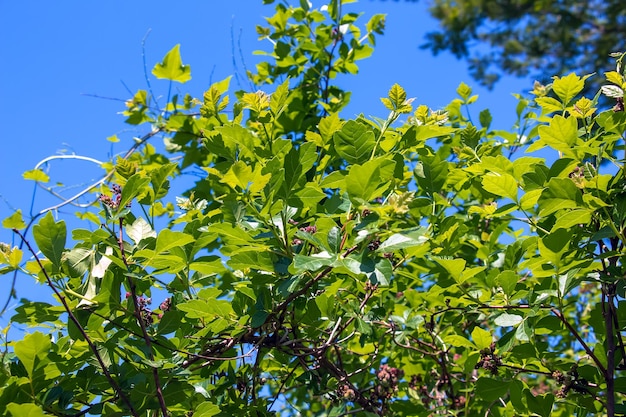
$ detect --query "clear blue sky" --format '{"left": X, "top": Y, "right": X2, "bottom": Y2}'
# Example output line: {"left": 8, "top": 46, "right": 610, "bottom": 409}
{"left": 0, "top": 1, "right": 532, "bottom": 329}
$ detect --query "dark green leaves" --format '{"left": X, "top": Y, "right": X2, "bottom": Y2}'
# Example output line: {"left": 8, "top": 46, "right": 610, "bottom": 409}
{"left": 414, "top": 153, "right": 448, "bottom": 196}
{"left": 6, "top": 4, "right": 626, "bottom": 416}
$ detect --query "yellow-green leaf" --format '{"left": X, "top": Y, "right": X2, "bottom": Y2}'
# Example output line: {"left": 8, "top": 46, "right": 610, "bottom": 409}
{"left": 529, "top": 115, "right": 578, "bottom": 157}
{"left": 471, "top": 327, "right": 492, "bottom": 350}
{"left": 3, "top": 210, "right": 26, "bottom": 230}
{"left": 23, "top": 169, "right": 49, "bottom": 183}
{"left": 152, "top": 44, "right": 191, "bottom": 83}
{"left": 482, "top": 172, "right": 518, "bottom": 201}
{"left": 14, "top": 331, "right": 51, "bottom": 377}
{"left": 552, "top": 72, "right": 585, "bottom": 104}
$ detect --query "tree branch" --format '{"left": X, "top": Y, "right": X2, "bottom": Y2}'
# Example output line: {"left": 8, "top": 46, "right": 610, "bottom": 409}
{"left": 551, "top": 307, "right": 607, "bottom": 375}
{"left": 13, "top": 228, "right": 138, "bottom": 416}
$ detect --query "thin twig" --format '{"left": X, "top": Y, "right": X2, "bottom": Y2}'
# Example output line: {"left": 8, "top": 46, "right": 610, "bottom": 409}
{"left": 117, "top": 219, "right": 168, "bottom": 416}
{"left": 551, "top": 307, "right": 607, "bottom": 375}
{"left": 0, "top": 127, "right": 162, "bottom": 316}
{"left": 13, "top": 228, "right": 138, "bottom": 416}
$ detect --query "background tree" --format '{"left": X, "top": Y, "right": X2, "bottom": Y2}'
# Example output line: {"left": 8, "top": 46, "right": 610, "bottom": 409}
{"left": 404, "top": 0, "right": 625, "bottom": 91}
{"left": 1, "top": 1, "right": 626, "bottom": 416}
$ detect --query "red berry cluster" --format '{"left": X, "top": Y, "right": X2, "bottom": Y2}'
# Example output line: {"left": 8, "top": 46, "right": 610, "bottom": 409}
{"left": 372, "top": 364, "right": 404, "bottom": 400}
{"left": 337, "top": 384, "right": 356, "bottom": 402}
{"left": 367, "top": 238, "right": 381, "bottom": 251}
{"left": 409, "top": 374, "right": 431, "bottom": 406}
{"left": 99, "top": 184, "right": 127, "bottom": 209}
{"left": 292, "top": 225, "right": 317, "bottom": 246}
{"left": 475, "top": 343, "right": 501, "bottom": 375}
{"left": 125, "top": 292, "right": 153, "bottom": 325}
{"left": 553, "top": 365, "right": 589, "bottom": 398}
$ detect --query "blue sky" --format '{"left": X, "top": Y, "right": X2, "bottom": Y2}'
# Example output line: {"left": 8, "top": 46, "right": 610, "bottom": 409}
{"left": 0, "top": 1, "right": 533, "bottom": 328}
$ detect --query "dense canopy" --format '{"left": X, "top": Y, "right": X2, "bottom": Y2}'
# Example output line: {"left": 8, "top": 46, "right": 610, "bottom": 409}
{"left": 2, "top": 1, "right": 626, "bottom": 416}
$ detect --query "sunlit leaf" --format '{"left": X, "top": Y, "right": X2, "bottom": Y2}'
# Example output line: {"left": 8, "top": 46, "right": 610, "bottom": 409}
{"left": 152, "top": 44, "right": 191, "bottom": 83}
{"left": 22, "top": 169, "right": 49, "bottom": 183}
{"left": 2, "top": 209, "right": 26, "bottom": 230}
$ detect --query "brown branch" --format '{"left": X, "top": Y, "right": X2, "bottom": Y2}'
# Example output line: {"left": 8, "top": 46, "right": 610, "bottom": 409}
{"left": 275, "top": 245, "right": 359, "bottom": 315}
{"left": 603, "top": 284, "right": 616, "bottom": 417}
{"left": 317, "top": 354, "right": 379, "bottom": 415}
{"left": 551, "top": 307, "right": 607, "bottom": 375}
{"left": 117, "top": 219, "right": 168, "bottom": 417}
{"left": 268, "top": 362, "right": 300, "bottom": 411}
{"left": 13, "top": 228, "right": 138, "bottom": 416}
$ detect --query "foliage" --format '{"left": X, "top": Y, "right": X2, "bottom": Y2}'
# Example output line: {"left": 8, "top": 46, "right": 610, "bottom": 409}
{"left": 2, "top": 1, "right": 626, "bottom": 416}
{"left": 414, "top": 0, "right": 625, "bottom": 92}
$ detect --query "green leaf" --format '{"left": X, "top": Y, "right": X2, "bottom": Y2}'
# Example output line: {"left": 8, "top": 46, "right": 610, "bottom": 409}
{"left": 536, "top": 96, "right": 564, "bottom": 113}
{"left": 290, "top": 184, "right": 326, "bottom": 207}
{"left": 194, "top": 402, "right": 221, "bottom": 417}
{"left": 471, "top": 327, "right": 492, "bottom": 350}
{"left": 482, "top": 172, "right": 518, "bottom": 201}
{"left": 538, "top": 228, "right": 572, "bottom": 266}
{"left": 443, "top": 335, "right": 476, "bottom": 349}
{"left": 552, "top": 72, "right": 585, "bottom": 104}
{"left": 14, "top": 331, "right": 51, "bottom": 377}
{"left": 403, "top": 125, "right": 456, "bottom": 147}
{"left": 282, "top": 142, "right": 317, "bottom": 199}
{"left": 414, "top": 153, "right": 448, "bottom": 196}
{"left": 22, "top": 169, "right": 49, "bottom": 183}
{"left": 152, "top": 44, "right": 191, "bottom": 83}
{"left": 382, "top": 83, "right": 412, "bottom": 113}
{"left": 3, "top": 209, "right": 26, "bottom": 229}
{"left": 538, "top": 178, "right": 584, "bottom": 217}
{"left": 6, "top": 403, "right": 47, "bottom": 417}
{"left": 333, "top": 120, "right": 376, "bottom": 164}
{"left": 552, "top": 208, "right": 592, "bottom": 230}
{"left": 456, "top": 82, "right": 472, "bottom": 101}
{"left": 526, "top": 392, "right": 555, "bottom": 417}
{"left": 319, "top": 112, "right": 343, "bottom": 143}
{"left": 495, "top": 270, "right": 518, "bottom": 296}
{"left": 0, "top": 245, "right": 22, "bottom": 270}
{"left": 345, "top": 158, "right": 395, "bottom": 203}
{"left": 529, "top": 115, "right": 578, "bottom": 157}
{"left": 434, "top": 257, "right": 466, "bottom": 282}
{"left": 476, "top": 377, "right": 510, "bottom": 401}
{"left": 494, "top": 313, "right": 523, "bottom": 327}
{"left": 479, "top": 108, "right": 492, "bottom": 129}
{"left": 118, "top": 173, "right": 150, "bottom": 210}
{"left": 228, "top": 250, "right": 275, "bottom": 272}
{"left": 515, "top": 319, "right": 532, "bottom": 342}
{"left": 149, "top": 162, "right": 178, "bottom": 201}
{"left": 33, "top": 211, "right": 66, "bottom": 269}
{"left": 270, "top": 79, "right": 290, "bottom": 116}
{"left": 332, "top": 255, "right": 392, "bottom": 286}
{"left": 176, "top": 299, "right": 212, "bottom": 319}
{"left": 155, "top": 229, "right": 195, "bottom": 254}
{"left": 126, "top": 217, "right": 156, "bottom": 245}
{"left": 378, "top": 230, "right": 428, "bottom": 252}
{"left": 157, "top": 311, "right": 181, "bottom": 335}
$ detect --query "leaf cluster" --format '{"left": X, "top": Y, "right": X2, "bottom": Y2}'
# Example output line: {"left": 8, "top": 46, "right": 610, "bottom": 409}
{"left": 2, "top": 2, "right": 626, "bottom": 417}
